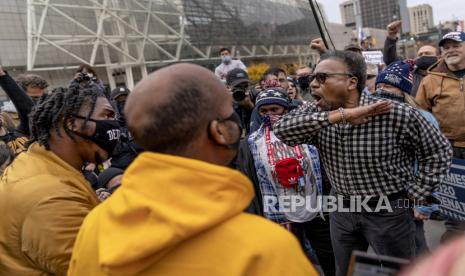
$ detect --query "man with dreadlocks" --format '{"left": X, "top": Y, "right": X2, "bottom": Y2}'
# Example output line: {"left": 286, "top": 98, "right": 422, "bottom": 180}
{"left": 0, "top": 85, "right": 121, "bottom": 275}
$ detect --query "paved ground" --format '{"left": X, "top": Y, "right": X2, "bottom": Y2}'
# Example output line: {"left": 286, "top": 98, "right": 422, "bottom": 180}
{"left": 424, "top": 219, "right": 446, "bottom": 251}
{"left": 365, "top": 219, "right": 446, "bottom": 253}
{"left": 312, "top": 219, "right": 447, "bottom": 275}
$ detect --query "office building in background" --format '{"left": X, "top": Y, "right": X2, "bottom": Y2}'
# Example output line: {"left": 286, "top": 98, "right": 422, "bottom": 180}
{"left": 409, "top": 4, "right": 434, "bottom": 35}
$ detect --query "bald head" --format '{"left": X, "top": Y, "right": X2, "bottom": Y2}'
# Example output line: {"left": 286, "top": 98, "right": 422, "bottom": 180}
{"left": 126, "top": 63, "right": 231, "bottom": 154}
{"left": 417, "top": 45, "right": 440, "bottom": 57}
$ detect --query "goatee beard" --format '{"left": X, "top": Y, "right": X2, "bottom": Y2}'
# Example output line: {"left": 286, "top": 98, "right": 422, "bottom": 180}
{"left": 445, "top": 56, "right": 462, "bottom": 66}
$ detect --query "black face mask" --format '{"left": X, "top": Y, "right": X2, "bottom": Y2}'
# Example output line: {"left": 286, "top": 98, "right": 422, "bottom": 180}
{"left": 297, "top": 76, "right": 310, "bottom": 91}
{"left": 115, "top": 101, "right": 126, "bottom": 124}
{"left": 116, "top": 101, "right": 125, "bottom": 116}
{"left": 373, "top": 89, "right": 404, "bottom": 103}
{"left": 72, "top": 115, "right": 121, "bottom": 155}
{"left": 416, "top": 56, "right": 438, "bottom": 70}
{"left": 211, "top": 112, "right": 243, "bottom": 150}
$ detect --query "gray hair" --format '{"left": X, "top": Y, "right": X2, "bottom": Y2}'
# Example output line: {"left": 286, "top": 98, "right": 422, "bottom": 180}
{"left": 16, "top": 74, "right": 49, "bottom": 91}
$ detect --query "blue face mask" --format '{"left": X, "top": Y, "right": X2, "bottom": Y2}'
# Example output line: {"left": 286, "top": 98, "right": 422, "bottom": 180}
{"left": 222, "top": 55, "right": 232, "bottom": 63}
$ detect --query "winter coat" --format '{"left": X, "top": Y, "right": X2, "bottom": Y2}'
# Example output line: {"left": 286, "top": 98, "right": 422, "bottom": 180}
{"left": 416, "top": 59, "right": 465, "bottom": 148}
{"left": 0, "top": 143, "right": 99, "bottom": 275}
{"left": 69, "top": 152, "right": 316, "bottom": 276}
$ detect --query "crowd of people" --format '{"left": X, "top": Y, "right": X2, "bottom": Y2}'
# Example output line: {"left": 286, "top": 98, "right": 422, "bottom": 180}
{"left": 0, "top": 20, "right": 464, "bottom": 276}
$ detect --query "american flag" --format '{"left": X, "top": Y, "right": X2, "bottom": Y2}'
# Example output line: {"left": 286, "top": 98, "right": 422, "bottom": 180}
{"left": 386, "top": 61, "right": 413, "bottom": 83}
{"left": 407, "top": 71, "right": 413, "bottom": 82}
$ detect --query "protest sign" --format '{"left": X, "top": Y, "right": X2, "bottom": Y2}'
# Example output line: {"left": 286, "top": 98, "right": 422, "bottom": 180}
{"left": 362, "top": 51, "right": 384, "bottom": 65}
{"left": 347, "top": 250, "right": 409, "bottom": 276}
{"left": 437, "top": 158, "right": 465, "bottom": 221}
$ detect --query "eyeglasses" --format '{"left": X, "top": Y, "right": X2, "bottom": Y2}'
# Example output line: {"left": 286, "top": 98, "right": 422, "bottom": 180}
{"left": 297, "top": 74, "right": 310, "bottom": 79}
{"left": 367, "top": 74, "right": 377, "bottom": 80}
{"left": 309, "top": 72, "right": 353, "bottom": 84}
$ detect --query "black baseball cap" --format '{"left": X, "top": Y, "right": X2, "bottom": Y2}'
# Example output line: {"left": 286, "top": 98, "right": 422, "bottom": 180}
{"left": 226, "top": 68, "right": 250, "bottom": 87}
{"left": 111, "top": 86, "right": 130, "bottom": 100}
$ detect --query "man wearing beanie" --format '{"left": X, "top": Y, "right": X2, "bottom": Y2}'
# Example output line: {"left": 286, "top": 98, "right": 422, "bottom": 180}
{"left": 95, "top": 167, "right": 124, "bottom": 201}
{"left": 254, "top": 87, "right": 290, "bottom": 111}
{"left": 237, "top": 87, "right": 336, "bottom": 276}
{"left": 374, "top": 60, "right": 437, "bottom": 124}
{"left": 376, "top": 60, "right": 413, "bottom": 94}
{"left": 274, "top": 50, "right": 452, "bottom": 276}
{"left": 416, "top": 31, "right": 465, "bottom": 242}
{"left": 374, "top": 61, "right": 440, "bottom": 256}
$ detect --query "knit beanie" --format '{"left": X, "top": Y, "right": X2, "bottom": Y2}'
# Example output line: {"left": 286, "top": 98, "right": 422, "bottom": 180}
{"left": 97, "top": 167, "right": 124, "bottom": 189}
{"left": 255, "top": 88, "right": 290, "bottom": 110}
{"left": 375, "top": 61, "right": 413, "bottom": 94}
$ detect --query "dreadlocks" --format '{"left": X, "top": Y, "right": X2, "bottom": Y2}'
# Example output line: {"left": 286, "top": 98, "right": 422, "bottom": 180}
{"left": 29, "top": 86, "right": 103, "bottom": 150}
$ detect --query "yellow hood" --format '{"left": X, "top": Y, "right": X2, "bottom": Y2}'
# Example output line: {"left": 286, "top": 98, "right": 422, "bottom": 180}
{"left": 96, "top": 152, "right": 254, "bottom": 274}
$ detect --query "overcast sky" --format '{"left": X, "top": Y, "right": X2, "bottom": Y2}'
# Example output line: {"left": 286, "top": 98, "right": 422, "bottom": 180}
{"left": 320, "top": 0, "right": 464, "bottom": 25}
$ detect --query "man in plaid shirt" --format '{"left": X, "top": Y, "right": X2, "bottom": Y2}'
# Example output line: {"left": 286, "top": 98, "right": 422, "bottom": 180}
{"left": 274, "top": 51, "right": 452, "bottom": 276}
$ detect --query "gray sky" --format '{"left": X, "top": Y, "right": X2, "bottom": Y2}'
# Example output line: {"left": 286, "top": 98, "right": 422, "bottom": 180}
{"left": 320, "top": 0, "right": 464, "bottom": 25}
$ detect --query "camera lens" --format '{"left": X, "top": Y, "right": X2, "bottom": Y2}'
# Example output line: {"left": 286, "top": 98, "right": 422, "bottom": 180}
{"left": 232, "top": 89, "right": 246, "bottom": 101}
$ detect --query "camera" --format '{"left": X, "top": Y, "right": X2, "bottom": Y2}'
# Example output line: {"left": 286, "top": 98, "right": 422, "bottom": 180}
{"left": 232, "top": 87, "right": 247, "bottom": 102}
{"left": 77, "top": 72, "right": 96, "bottom": 83}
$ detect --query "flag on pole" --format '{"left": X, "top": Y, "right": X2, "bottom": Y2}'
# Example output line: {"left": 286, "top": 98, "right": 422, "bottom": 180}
{"left": 358, "top": 27, "right": 366, "bottom": 43}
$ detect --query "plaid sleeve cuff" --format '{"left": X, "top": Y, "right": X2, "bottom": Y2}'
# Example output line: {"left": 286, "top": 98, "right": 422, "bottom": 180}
{"left": 408, "top": 185, "right": 430, "bottom": 202}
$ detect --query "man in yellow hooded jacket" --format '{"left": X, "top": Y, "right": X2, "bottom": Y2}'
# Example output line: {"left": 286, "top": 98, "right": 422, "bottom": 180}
{"left": 68, "top": 63, "right": 317, "bottom": 276}
{"left": 0, "top": 86, "right": 120, "bottom": 275}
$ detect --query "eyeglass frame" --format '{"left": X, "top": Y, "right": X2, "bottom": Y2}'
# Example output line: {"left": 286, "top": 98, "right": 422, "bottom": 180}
{"left": 309, "top": 72, "right": 355, "bottom": 84}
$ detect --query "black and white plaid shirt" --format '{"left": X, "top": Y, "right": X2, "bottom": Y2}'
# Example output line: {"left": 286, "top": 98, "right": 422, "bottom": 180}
{"left": 274, "top": 92, "right": 452, "bottom": 201}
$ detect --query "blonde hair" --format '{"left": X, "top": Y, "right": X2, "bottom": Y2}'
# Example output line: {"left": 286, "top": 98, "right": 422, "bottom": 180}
{"left": 0, "top": 112, "right": 17, "bottom": 132}
{"left": 404, "top": 93, "right": 421, "bottom": 109}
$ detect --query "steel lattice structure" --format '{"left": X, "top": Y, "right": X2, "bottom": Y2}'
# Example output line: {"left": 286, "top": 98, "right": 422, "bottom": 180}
{"left": 27, "top": 0, "right": 321, "bottom": 89}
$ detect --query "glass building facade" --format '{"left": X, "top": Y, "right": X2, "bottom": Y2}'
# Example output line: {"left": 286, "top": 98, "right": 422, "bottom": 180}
{"left": 0, "top": 0, "right": 325, "bottom": 91}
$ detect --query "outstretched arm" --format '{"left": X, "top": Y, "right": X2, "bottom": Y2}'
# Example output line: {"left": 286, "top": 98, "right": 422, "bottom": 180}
{"left": 274, "top": 101, "right": 393, "bottom": 146}
{"left": 0, "top": 66, "right": 34, "bottom": 135}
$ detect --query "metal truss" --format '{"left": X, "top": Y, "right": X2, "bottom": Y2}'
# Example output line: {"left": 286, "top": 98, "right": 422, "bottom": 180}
{"left": 27, "top": 0, "right": 317, "bottom": 88}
